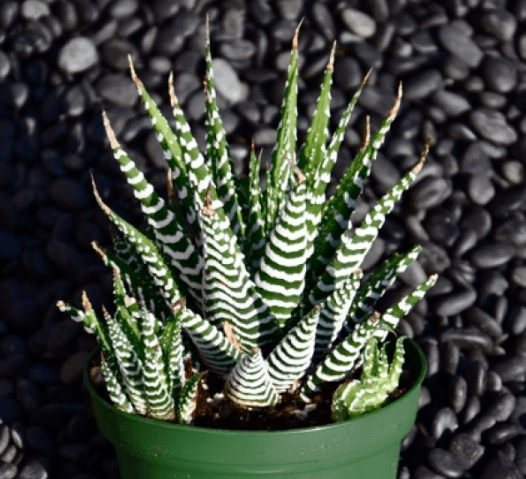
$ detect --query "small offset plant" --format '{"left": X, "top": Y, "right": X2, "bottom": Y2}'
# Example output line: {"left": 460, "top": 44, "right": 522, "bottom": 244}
{"left": 57, "top": 20, "right": 436, "bottom": 426}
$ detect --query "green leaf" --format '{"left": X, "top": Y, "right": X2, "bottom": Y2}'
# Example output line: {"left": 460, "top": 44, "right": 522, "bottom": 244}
{"left": 264, "top": 21, "right": 301, "bottom": 233}
{"left": 225, "top": 348, "right": 279, "bottom": 407}
{"left": 255, "top": 165, "right": 308, "bottom": 327}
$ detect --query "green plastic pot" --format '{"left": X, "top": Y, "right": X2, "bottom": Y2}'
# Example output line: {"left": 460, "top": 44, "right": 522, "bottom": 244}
{"left": 84, "top": 336, "right": 426, "bottom": 479}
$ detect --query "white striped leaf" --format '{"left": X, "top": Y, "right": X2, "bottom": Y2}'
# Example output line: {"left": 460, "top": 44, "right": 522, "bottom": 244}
{"left": 101, "top": 352, "right": 136, "bottom": 414}
{"left": 204, "top": 18, "right": 246, "bottom": 244}
{"left": 225, "top": 348, "right": 279, "bottom": 407}
{"left": 331, "top": 335, "right": 406, "bottom": 421}
{"left": 200, "top": 185, "right": 282, "bottom": 351}
{"left": 267, "top": 305, "right": 320, "bottom": 393}
{"left": 139, "top": 307, "right": 175, "bottom": 420}
{"left": 307, "top": 142, "right": 429, "bottom": 310}
{"left": 300, "top": 274, "right": 437, "bottom": 401}
{"left": 255, "top": 167, "right": 308, "bottom": 327}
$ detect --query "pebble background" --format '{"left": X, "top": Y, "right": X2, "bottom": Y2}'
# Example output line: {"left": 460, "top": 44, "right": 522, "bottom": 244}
{"left": 0, "top": 0, "right": 526, "bottom": 477}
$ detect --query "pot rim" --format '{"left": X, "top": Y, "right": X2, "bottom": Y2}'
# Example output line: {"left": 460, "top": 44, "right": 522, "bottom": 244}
{"left": 83, "top": 333, "right": 427, "bottom": 436}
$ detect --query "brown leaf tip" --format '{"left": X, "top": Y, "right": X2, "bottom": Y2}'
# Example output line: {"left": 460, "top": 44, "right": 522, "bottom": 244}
{"left": 327, "top": 41, "right": 337, "bottom": 73}
{"left": 388, "top": 81, "right": 403, "bottom": 120}
{"left": 91, "top": 241, "right": 107, "bottom": 259}
{"left": 413, "top": 138, "right": 432, "bottom": 175}
{"left": 202, "top": 183, "right": 215, "bottom": 217}
{"left": 168, "top": 72, "right": 180, "bottom": 107}
{"left": 56, "top": 300, "right": 65, "bottom": 310}
{"left": 223, "top": 321, "right": 244, "bottom": 353}
{"left": 293, "top": 17, "right": 304, "bottom": 50}
{"left": 82, "top": 291, "right": 92, "bottom": 312}
{"left": 90, "top": 175, "right": 111, "bottom": 216}
{"left": 287, "top": 157, "right": 306, "bottom": 184}
{"left": 102, "top": 110, "right": 120, "bottom": 150}
{"left": 172, "top": 298, "right": 187, "bottom": 315}
{"left": 360, "top": 115, "right": 370, "bottom": 153}
{"left": 128, "top": 54, "right": 142, "bottom": 89}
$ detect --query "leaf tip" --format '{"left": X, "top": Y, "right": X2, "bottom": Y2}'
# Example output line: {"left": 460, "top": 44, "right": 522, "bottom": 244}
{"left": 172, "top": 298, "right": 187, "bottom": 315}
{"left": 90, "top": 175, "right": 111, "bottom": 216}
{"left": 223, "top": 321, "right": 244, "bottom": 353}
{"left": 327, "top": 41, "right": 337, "bottom": 72}
{"left": 360, "top": 115, "right": 370, "bottom": 153}
{"left": 413, "top": 138, "right": 432, "bottom": 175}
{"left": 293, "top": 17, "right": 304, "bottom": 50}
{"left": 128, "top": 54, "right": 142, "bottom": 89}
{"left": 102, "top": 110, "right": 120, "bottom": 150}
{"left": 202, "top": 183, "right": 215, "bottom": 217}
{"left": 56, "top": 300, "right": 65, "bottom": 311}
{"left": 91, "top": 240, "right": 107, "bottom": 259}
{"left": 168, "top": 71, "right": 180, "bottom": 107}
{"left": 388, "top": 81, "right": 403, "bottom": 120}
{"left": 81, "top": 291, "right": 92, "bottom": 312}
{"left": 287, "top": 157, "right": 306, "bottom": 184}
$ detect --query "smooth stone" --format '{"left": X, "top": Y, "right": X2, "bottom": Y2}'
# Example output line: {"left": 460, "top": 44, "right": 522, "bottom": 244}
{"left": 59, "top": 352, "right": 88, "bottom": 385}
{"left": 489, "top": 185, "right": 526, "bottom": 217}
{"left": 407, "top": 176, "right": 451, "bottom": 210}
{"left": 212, "top": 59, "right": 248, "bottom": 104}
{"left": 441, "top": 328, "right": 493, "bottom": 352}
{"left": 404, "top": 69, "right": 443, "bottom": 100}
{"left": 502, "top": 161, "right": 525, "bottom": 185}
{"left": 461, "top": 396, "right": 481, "bottom": 425}
{"left": 482, "top": 56, "right": 518, "bottom": 93}
{"left": 492, "top": 357, "right": 526, "bottom": 382}
{"left": 448, "top": 376, "right": 467, "bottom": 413}
{"left": 467, "top": 174, "right": 495, "bottom": 205}
{"left": 428, "top": 447, "right": 465, "bottom": 478}
{"left": 312, "top": 3, "right": 336, "bottom": 40}
{"left": 430, "top": 407, "right": 459, "bottom": 441}
{"left": 484, "top": 422, "right": 524, "bottom": 444}
{"left": 486, "top": 392, "right": 516, "bottom": 422}
{"left": 340, "top": 8, "right": 376, "bottom": 38}
{"left": 418, "top": 241, "right": 451, "bottom": 274}
{"left": 460, "top": 143, "right": 492, "bottom": 176}
{"left": 431, "top": 90, "right": 470, "bottom": 117}
{"left": 57, "top": 37, "right": 98, "bottom": 74}
{"left": 470, "top": 109, "right": 517, "bottom": 145}
{"left": 448, "top": 432, "right": 485, "bottom": 469}
{"left": 465, "top": 307, "right": 502, "bottom": 339}
{"left": 460, "top": 206, "right": 492, "bottom": 239}
{"left": 95, "top": 73, "right": 136, "bottom": 107}
{"left": 511, "top": 266, "right": 526, "bottom": 288}
{"left": 467, "top": 360, "right": 487, "bottom": 397}
{"left": 0, "top": 462, "right": 16, "bottom": 478}
{"left": 17, "top": 459, "right": 48, "bottom": 479}
{"left": 433, "top": 290, "right": 477, "bottom": 317}
{"left": 505, "top": 306, "right": 526, "bottom": 335}
{"left": 479, "top": 450, "right": 523, "bottom": 479}
{"left": 470, "top": 242, "right": 515, "bottom": 269}
{"left": 480, "top": 9, "right": 517, "bottom": 41}
{"left": 437, "top": 24, "right": 483, "bottom": 68}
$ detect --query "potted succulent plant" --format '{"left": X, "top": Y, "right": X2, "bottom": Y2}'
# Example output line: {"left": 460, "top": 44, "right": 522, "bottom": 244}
{"left": 57, "top": 20, "right": 436, "bottom": 479}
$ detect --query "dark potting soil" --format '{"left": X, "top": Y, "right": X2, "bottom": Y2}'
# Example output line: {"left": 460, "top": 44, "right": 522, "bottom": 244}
{"left": 88, "top": 349, "right": 418, "bottom": 431}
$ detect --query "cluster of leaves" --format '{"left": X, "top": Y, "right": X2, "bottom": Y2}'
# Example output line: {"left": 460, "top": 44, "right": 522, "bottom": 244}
{"left": 57, "top": 20, "right": 436, "bottom": 424}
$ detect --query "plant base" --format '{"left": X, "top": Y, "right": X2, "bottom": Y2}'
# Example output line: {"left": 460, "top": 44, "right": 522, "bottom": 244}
{"left": 84, "top": 336, "right": 427, "bottom": 478}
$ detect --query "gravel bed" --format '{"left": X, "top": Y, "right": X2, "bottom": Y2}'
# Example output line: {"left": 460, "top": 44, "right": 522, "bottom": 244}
{"left": 1, "top": 0, "right": 526, "bottom": 477}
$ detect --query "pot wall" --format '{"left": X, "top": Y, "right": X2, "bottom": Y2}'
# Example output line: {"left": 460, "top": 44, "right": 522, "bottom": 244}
{"left": 84, "top": 336, "right": 427, "bottom": 479}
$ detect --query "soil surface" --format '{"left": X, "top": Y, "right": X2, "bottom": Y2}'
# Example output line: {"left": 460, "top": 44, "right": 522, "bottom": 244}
{"left": 89, "top": 351, "right": 418, "bottom": 431}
